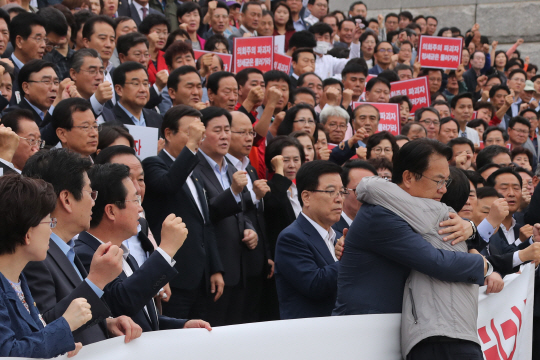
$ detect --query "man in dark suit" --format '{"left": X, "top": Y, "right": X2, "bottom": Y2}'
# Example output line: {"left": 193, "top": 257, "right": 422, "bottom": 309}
{"left": 75, "top": 163, "right": 212, "bottom": 333}
{"left": 226, "top": 111, "right": 272, "bottom": 323}
{"left": 274, "top": 161, "right": 343, "bottom": 319}
{"left": 196, "top": 106, "right": 258, "bottom": 326}
{"left": 462, "top": 51, "right": 486, "bottom": 102}
{"left": 332, "top": 160, "right": 377, "bottom": 234}
{"left": 22, "top": 148, "right": 142, "bottom": 345}
{"left": 0, "top": 123, "right": 21, "bottom": 175}
{"left": 290, "top": 48, "right": 316, "bottom": 91}
{"left": 112, "top": 61, "right": 163, "bottom": 129}
{"left": 333, "top": 139, "right": 488, "bottom": 321}
{"left": 118, "top": 0, "right": 162, "bottom": 26}
{"left": 142, "top": 105, "right": 224, "bottom": 320}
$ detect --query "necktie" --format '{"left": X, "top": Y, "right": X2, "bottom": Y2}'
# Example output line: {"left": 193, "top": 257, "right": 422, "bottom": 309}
{"left": 141, "top": 7, "right": 147, "bottom": 19}
{"left": 461, "top": 131, "right": 467, "bottom": 138}
{"left": 67, "top": 248, "right": 83, "bottom": 281}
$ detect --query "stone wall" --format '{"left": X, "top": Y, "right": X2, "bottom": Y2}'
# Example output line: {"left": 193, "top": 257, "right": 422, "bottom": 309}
{"left": 330, "top": 0, "right": 540, "bottom": 63}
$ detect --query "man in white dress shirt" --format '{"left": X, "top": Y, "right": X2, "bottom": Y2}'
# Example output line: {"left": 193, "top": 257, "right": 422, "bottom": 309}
{"left": 451, "top": 92, "right": 480, "bottom": 146}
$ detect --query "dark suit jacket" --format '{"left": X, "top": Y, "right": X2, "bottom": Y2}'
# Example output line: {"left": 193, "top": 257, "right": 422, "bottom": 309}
{"left": 0, "top": 272, "right": 75, "bottom": 358}
{"left": 331, "top": 215, "right": 349, "bottom": 235}
{"left": 74, "top": 231, "right": 187, "bottom": 332}
{"left": 263, "top": 173, "right": 296, "bottom": 257}
{"left": 113, "top": 103, "right": 163, "bottom": 129}
{"left": 122, "top": 2, "right": 162, "bottom": 26}
{"left": 0, "top": 160, "right": 17, "bottom": 175}
{"left": 274, "top": 213, "right": 340, "bottom": 319}
{"left": 196, "top": 151, "right": 254, "bottom": 287}
{"left": 487, "top": 222, "right": 530, "bottom": 256}
{"left": 3, "top": 98, "right": 59, "bottom": 145}
{"left": 463, "top": 68, "right": 481, "bottom": 101}
{"left": 9, "top": 54, "right": 20, "bottom": 107}
{"left": 23, "top": 238, "right": 111, "bottom": 345}
{"left": 142, "top": 148, "right": 223, "bottom": 291}
{"left": 332, "top": 203, "right": 485, "bottom": 316}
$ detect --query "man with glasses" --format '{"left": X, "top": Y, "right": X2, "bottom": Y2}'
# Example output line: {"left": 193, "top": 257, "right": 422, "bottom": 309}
{"left": 508, "top": 116, "right": 538, "bottom": 164}
{"left": 0, "top": 109, "right": 44, "bottom": 172}
{"left": 415, "top": 107, "right": 440, "bottom": 140}
{"left": 275, "top": 160, "right": 345, "bottom": 319}
{"left": 507, "top": 69, "right": 528, "bottom": 118}
{"left": 39, "top": 7, "right": 73, "bottom": 81}
{"left": 368, "top": 42, "right": 394, "bottom": 75}
{"left": 463, "top": 51, "right": 486, "bottom": 102}
{"left": 8, "top": 13, "right": 47, "bottom": 106}
{"left": 305, "top": 0, "right": 328, "bottom": 26}
{"left": 112, "top": 61, "right": 163, "bottom": 129}
{"left": 53, "top": 98, "right": 101, "bottom": 158}
{"left": 23, "top": 148, "right": 142, "bottom": 345}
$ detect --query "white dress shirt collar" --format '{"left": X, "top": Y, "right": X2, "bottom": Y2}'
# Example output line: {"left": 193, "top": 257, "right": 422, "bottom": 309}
{"left": 0, "top": 158, "right": 21, "bottom": 174}
{"left": 225, "top": 153, "right": 250, "bottom": 171}
{"left": 300, "top": 212, "right": 338, "bottom": 261}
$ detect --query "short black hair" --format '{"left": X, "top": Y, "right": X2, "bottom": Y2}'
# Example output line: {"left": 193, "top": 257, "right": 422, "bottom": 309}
{"left": 486, "top": 167, "right": 523, "bottom": 188}
{"left": 520, "top": 108, "right": 538, "bottom": 119}
{"left": 366, "top": 76, "right": 391, "bottom": 92}
{"left": 94, "top": 144, "right": 138, "bottom": 165}
{"left": 177, "top": 1, "right": 202, "bottom": 19}
{"left": 18, "top": 59, "right": 58, "bottom": 96}
{"left": 164, "top": 41, "right": 195, "bottom": 69}
{"left": 138, "top": 13, "right": 170, "bottom": 35}
{"left": 207, "top": 71, "right": 235, "bottom": 95}
{"left": 164, "top": 28, "right": 189, "bottom": 51}
{"left": 309, "top": 22, "right": 333, "bottom": 37}
{"left": 448, "top": 137, "right": 474, "bottom": 154}
{"left": 398, "top": 11, "right": 413, "bottom": 21}
{"left": 477, "top": 186, "right": 503, "bottom": 199}
{"left": 476, "top": 145, "right": 511, "bottom": 170}
{"left": 52, "top": 98, "right": 93, "bottom": 131}
{"left": 414, "top": 106, "right": 440, "bottom": 123}
{"left": 0, "top": 9, "right": 10, "bottom": 29}
{"left": 385, "top": 13, "right": 398, "bottom": 21}
{"left": 389, "top": 95, "right": 412, "bottom": 111}
{"left": 290, "top": 87, "right": 316, "bottom": 105}
{"left": 241, "top": 1, "right": 262, "bottom": 14}
{"left": 82, "top": 15, "right": 115, "bottom": 41}
{"left": 426, "top": 15, "right": 438, "bottom": 23}
{"left": 483, "top": 126, "right": 509, "bottom": 143}
{"left": 322, "top": 78, "right": 344, "bottom": 92}
{"left": 401, "top": 122, "right": 426, "bottom": 137}
{"left": 289, "top": 30, "right": 316, "bottom": 50}
{"left": 378, "top": 69, "right": 400, "bottom": 84}
{"left": 88, "top": 163, "right": 130, "bottom": 227}
{"left": 508, "top": 116, "right": 531, "bottom": 130}
{"left": 366, "top": 131, "right": 399, "bottom": 163}
{"left": 511, "top": 146, "right": 533, "bottom": 168}
{"left": 264, "top": 70, "right": 291, "bottom": 88}
{"left": 341, "top": 62, "right": 368, "bottom": 79}
{"left": 167, "top": 65, "right": 200, "bottom": 91}
{"left": 235, "top": 67, "right": 264, "bottom": 87}
{"left": 439, "top": 117, "right": 459, "bottom": 133}
{"left": 162, "top": 104, "right": 202, "bottom": 140}
{"left": 341, "top": 160, "right": 377, "bottom": 188}
{"left": 72, "top": 10, "right": 94, "bottom": 45}
{"left": 0, "top": 109, "right": 35, "bottom": 133}
{"left": 22, "top": 148, "right": 93, "bottom": 200}
{"left": 489, "top": 84, "right": 510, "bottom": 99}
{"left": 200, "top": 106, "right": 232, "bottom": 127}
{"left": 204, "top": 34, "right": 230, "bottom": 53}
{"left": 338, "top": 19, "right": 355, "bottom": 31}
{"left": 474, "top": 101, "right": 495, "bottom": 117}
{"left": 292, "top": 47, "right": 314, "bottom": 63}
{"left": 265, "top": 135, "right": 305, "bottom": 173}
{"left": 0, "top": 174, "right": 56, "bottom": 255}
{"left": 9, "top": 12, "right": 47, "bottom": 47}
{"left": 112, "top": 61, "right": 147, "bottom": 87}
{"left": 392, "top": 138, "right": 452, "bottom": 185}
{"left": 296, "top": 160, "right": 342, "bottom": 207}
{"left": 477, "top": 163, "right": 501, "bottom": 177}
{"left": 463, "top": 169, "right": 484, "bottom": 188}
{"left": 440, "top": 167, "right": 470, "bottom": 212}
{"left": 96, "top": 123, "right": 135, "bottom": 151}
{"left": 450, "top": 92, "right": 474, "bottom": 109}
{"left": 116, "top": 32, "right": 149, "bottom": 56}
{"left": 38, "top": 6, "right": 68, "bottom": 37}
{"left": 508, "top": 68, "right": 527, "bottom": 81}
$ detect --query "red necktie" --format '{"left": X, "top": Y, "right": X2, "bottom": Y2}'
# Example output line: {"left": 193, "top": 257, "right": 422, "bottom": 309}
{"left": 142, "top": 7, "right": 147, "bottom": 19}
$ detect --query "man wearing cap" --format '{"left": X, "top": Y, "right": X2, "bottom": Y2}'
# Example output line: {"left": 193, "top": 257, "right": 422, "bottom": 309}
{"left": 521, "top": 80, "right": 536, "bottom": 110}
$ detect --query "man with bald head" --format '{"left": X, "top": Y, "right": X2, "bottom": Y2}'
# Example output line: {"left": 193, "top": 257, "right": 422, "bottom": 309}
{"left": 225, "top": 111, "right": 272, "bottom": 322}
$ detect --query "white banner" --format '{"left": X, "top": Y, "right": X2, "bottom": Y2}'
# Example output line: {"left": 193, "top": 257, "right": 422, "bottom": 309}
{"left": 7, "top": 265, "right": 535, "bottom": 360}
{"left": 124, "top": 125, "right": 159, "bottom": 160}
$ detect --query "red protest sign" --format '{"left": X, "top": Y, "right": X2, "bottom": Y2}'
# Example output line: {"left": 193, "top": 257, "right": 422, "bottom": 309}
{"left": 389, "top": 77, "right": 430, "bottom": 115}
{"left": 273, "top": 53, "right": 292, "bottom": 73}
{"left": 418, "top": 36, "right": 463, "bottom": 69}
{"left": 233, "top": 36, "right": 273, "bottom": 73}
{"left": 352, "top": 102, "right": 400, "bottom": 136}
{"left": 193, "top": 50, "right": 233, "bottom": 72}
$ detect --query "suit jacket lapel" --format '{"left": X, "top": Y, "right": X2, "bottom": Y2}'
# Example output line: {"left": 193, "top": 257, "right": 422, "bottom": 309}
{"left": 192, "top": 173, "right": 210, "bottom": 222}
{"left": 197, "top": 152, "right": 225, "bottom": 194}
{"left": 48, "top": 239, "right": 84, "bottom": 287}
{"left": 298, "top": 214, "right": 336, "bottom": 265}
{"left": 0, "top": 275, "right": 40, "bottom": 331}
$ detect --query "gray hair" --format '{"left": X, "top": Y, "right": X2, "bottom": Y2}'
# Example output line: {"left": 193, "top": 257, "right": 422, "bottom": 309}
{"left": 319, "top": 105, "right": 350, "bottom": 125}
{"left": 71, "top": 48, "right": 102, "bottom": 73}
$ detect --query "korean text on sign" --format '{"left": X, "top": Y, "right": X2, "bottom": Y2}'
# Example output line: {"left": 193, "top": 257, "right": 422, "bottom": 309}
{"left": 234, "top": 36, "right": 274, "bottom": 73}
{"left": 418, "top": 36, "right": 463, "bottom": 70}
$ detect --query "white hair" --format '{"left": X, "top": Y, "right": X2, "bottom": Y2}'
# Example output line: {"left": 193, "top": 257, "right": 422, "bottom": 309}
{"left": 319, "top": 105, "right": 350, "bottom": 125}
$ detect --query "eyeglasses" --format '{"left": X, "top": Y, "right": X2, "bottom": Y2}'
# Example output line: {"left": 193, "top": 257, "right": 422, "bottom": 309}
{"left": 345, "top": 188, "right": 357, "bottom": 195}
{"left": 309, "top": 189, "right": 349, "bottom": 198}
{"left": 510, "top": 127, "right": 529, "bottom": 135}
{"left": 40, "top": 218, "right": 57, "bottom": 228}
{"left": 27, "top": 79, "right": 60, "bottom": 87}
{"left": 80, "top": 68, "right": 105, "bottom": 76}
{"left": 19, "top": 136, "right": 45, "bottom": 149}
{"left": 378, "top": 48, "right": 393, "bottom": 53}
{"left": 28, "top": 35, "right": 48, "bottom": 44}
{"left": 293, "top": 118, "right": 316, "bottom": 125}
{"left": 327, "top": 123, "right": 347, "bottom": 130}
{"left": 116, "top": 195, "right": 142, "bottom": 206}
{"left": 418, "top": 173, "right": 452, "bottom": 190}
{"left": 419, "top": 119, "right": 440, "bottom": 126}
{"left": 231, "top": 130, "right": 256, "bottom": 137}
{"left": 125, "top": 81, "right": 150, "bottom": 88}
{"left": 83, "top": 189, "right": 99, "bottom": 200}
{"left": 511, "top": 78, "right": 526, "bottom": 83}
{"left": 72, "top": 124, "right": 102, "bottom": 132}
{"left": 372, "top": 147, "right": 393, "bottom": 154}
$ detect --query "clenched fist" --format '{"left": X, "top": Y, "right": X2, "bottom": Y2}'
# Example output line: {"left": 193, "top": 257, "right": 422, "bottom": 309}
{"left": 159, "top": 214, "right": 189, "bottom": 258}
{"left": 95, "top": 81, "right": 114, "bottom": 104}
{"left": 253, "top": 179, "right": 270, "bottom": 200}
{"left": 87, "top": 242, "right": 124, "bottom": 290}
{"left": 485, "top": 198, "right": 508, "bottom": 228}
{"left": 63, "top": 298, "right": 92, "bottom": 332}
{"left": 231, "top": 170, "right": 248, "bottom": 195}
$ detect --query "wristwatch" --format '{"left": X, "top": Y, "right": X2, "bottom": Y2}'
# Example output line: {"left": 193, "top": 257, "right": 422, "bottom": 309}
{"left": 484, "top": 260, "right": 493, "bottom": 278}
{"left": 467, "top": 220, "right": 477, "bottom": 241}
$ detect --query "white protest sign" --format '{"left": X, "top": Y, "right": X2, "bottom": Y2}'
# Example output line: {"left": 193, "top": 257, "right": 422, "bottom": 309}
{"left": 274, "top": 35, "right": 285, "bottom": 54}
{"left": 124, "top": 125, "right": 159, "bottom": 160}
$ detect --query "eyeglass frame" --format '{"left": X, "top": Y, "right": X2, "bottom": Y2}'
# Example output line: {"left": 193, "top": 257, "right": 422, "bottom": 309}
{"left": 71, "top": 124, "right": 102, "bottom": 132}
{"left": 26, "top": 79, "right": 60, "bottom": 87}
{"left": 40, "top": 218, "right": 57, "bottom": 228}
{"left": 115, "top": 195, "right": 142, "bottom": 206}
{"left": 83, "top": 189, "right": 99, "bottom": 200}
{"left": 231, "top": 130, "right": 256, "bottom": 137}
{"left": 417, "top": 173, "right": 452, "bottom": 190}
{"left": 18, "top": 136, "right": 45, "bottom": 149}
{"left": 308, "top": 189, "right": 349, "bottom": 198}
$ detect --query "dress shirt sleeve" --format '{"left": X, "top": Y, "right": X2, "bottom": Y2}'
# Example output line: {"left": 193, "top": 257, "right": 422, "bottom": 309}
{"left": 230, "top": 188, "right": 242, "bottom": 202}
{"left": 90, "top": 94, "right": 104, "bottom": 115}
{"left": 85, "top": 278, "right": 104, "bottom": 298}
{"left": 153, "top": 83, "right": 160, "bottom": 94}
{"left": 155, "top": 247, "right": 177, "bottom": 266}
{"left": 478, "top": 218, "right": 496, "bottom": 243}
{"left": 513, "top": 251, "right": 524, "bottom": 268}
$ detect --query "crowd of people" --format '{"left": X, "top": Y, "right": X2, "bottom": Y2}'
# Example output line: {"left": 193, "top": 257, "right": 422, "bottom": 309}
{"left": 0, "top": 0, "right": 539, "bottom": 358}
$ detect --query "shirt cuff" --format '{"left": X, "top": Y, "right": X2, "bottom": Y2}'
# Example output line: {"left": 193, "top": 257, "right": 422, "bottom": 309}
{"left": 90, "top": 94, "right": 104, "bottom": 115}
{"left": 230, "top": 188, "right": 242, "bottom": 203}
{"left": 85, "top": 278, "right": 104, "bottom": 298}
{"left": 48, "top": 105, "right": 55, "bottom": 116}
{"left": 250, "top": 189, "right": 260, "bottom": 207}
{"left": 155, "top": 247, "right": 176, "bottom": 266}
{"left": 477, "top": 219, "right": 496, "bottom": 243}
{"left": 349, "top": 42, "right": 360, "bottom": 59}
{"left": 153, "top": 83, "right": 160, "bottom": 94}
{"left": 513, "top": 251, "right": 525, "bottom": 268}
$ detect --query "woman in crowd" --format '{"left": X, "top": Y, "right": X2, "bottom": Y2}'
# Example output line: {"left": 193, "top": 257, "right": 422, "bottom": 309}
{"left": 178, "top": 2, "right": 205, "bottom": 50}
{"left": 462, "top": 48, "right": 470, "bottom": 68}
{"left": 277, "top": 104, "right": 318, "bottom": 140}
{"left": 0, "top": 174, "right": 91, "bottom": 358}
{"left": 96, "top": 123, "right": 135, "bottom": 154}
{"left": 272, "top": 2, "right": 294, "bottom": 52}
{"left": 164, "top": 29, "right": 190, "bottom": 51}
{"left": 390, "top": 95, "right": 412, "bottom": 128}
{"left": 367, "top": 157, "right": 393, "bottom": 180}
{"left": 100, "top": 0, "right": 117, "bottom": 18}
{"left": 314, "top": 123, "right": 330, "bottom": 161}
{"left": 204, "top": 34, "right": 229, "bottom": 54}
{"left": 511, "top": 146, "right": 534, "bottom": 171}
{"left": 492, "top": 50, "right": 509, "bottom": 83}
{"left": 366, "top": 131, "right": 399, "bottom": 162}
{"left": 139, "top": 14, "right": 170, "bottom": 85}
{"left": 467, "top": 119, "right": 489, "bottom": 141}
{"left": 290, "top": 131, "right": 315, "bottom": 162}
{"left": 359, "top": 31, "right": 378, "bottom": 69}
